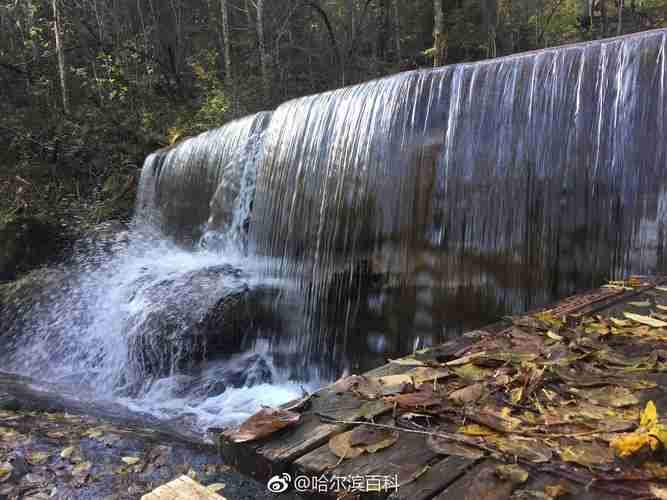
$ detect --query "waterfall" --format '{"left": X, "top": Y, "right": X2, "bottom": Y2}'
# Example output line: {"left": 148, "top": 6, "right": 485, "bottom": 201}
{"left": 2, "top": 30, "right": 666, "bottom": 432}
{"left": 137, "top": 112, "right": 272, "bottom": 250}
{"left": 251, "top": 30, "right": 667, "bottom": 368}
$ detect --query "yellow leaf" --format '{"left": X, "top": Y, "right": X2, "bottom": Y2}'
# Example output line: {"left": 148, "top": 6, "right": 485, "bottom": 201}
{"left": 495, "top": 464, "right": 529, "bottom": 484}
{"left": 610, "top": 432, "right": 657, "bottom": 457}
{"left": 657, "top": 305, "right": 667, "bottom": 312}
{"left": 121, "top": 456, "right": 140, "bottom": 465}
{"left": 206, "top": 483, "right": 226, "bottom": 493}
{"left": 458, "top": 424, "right": 496, "bottom": 437}
{"left": 623, "top": 312, "right": 667, "bottom": 328}
{"left": 611, "top": 317, "right": 632, "bottom": 327}
{"left": 0, "top": 462, "right": 12, "bottom": 483}
{"left": 641, "top": 401, "right": 658, "bottom": 428}
{"left": 545, "top": 330, "right": 563, "bottom": 341}
{"left": 450, "top": 363, "right": 493, "bottom": 382}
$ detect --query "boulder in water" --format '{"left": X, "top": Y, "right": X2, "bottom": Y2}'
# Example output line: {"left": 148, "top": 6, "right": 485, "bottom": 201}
{"left": 121, "top": 264, "right": 282, "bottom": 393}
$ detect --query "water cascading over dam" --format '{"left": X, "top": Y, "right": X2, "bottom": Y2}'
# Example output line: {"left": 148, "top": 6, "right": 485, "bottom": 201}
{"left": 2, "top": 29, "right": 666, "bottom": 430}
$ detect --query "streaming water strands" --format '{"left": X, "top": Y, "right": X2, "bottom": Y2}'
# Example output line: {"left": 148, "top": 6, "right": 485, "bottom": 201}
{"left": 137, "top": 112, "right": 272, "bottom": 249}
{"left": 252, "top": 30, "right": 667, "bottom": 338}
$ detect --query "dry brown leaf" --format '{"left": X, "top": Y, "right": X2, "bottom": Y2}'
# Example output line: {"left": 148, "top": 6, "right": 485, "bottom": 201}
{"left": 450, "top": 363, "right": 493, "bottom": 382}
{"left": 559, "top": 441, "right": 615, "bottom": 467}
{"left": 331, "top": 375, "right": 383, "bottom": 399}
{"left": 569, "top": 386, "right": 639, "bottom": 408}
{"left": 426, "top": 434, "right": 485, "bottom": 460}
{"left": 468, "top": 407, "right": 522, "bottom": 433}
{"left": 544, "top": 483, "right": 569, "bottom": 499}
{"left": 384, "top": 385, "right": 445, "bottom": 411}
{"left": 449, "top": 383, "right": 487, "bottom": 405}
{"left": 224, "top": 407, "right": 301, "bottom": 443}
{"left": 328, "top": 426, "right": 398, "bottom": 459}
{"left": 489, "top": 436, "right": 553, "bottom": 463}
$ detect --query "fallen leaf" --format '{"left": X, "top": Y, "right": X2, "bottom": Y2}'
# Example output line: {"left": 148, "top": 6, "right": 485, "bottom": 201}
{"left": 450, "top": 363, "right": 493, "bottom": 382}
{"left": 388, "top": 358, "right": 426, "bottom": 366}
{"left": 449, "top": 383, "right": 487, "bottom": 405}
{"left": 444, "top": 352, "right": 489, "bottom": 366}
{"left": 72, "top": 461, "right": 92, "bottom": 475}
{"left": 467, "top": 407, "right": 522, "bottom": 433}
{"left": 623, "top": 312, "right": 667, "bottom": 328}
{"left": 357, "top": 400, "right": 391, "bottom": 420}
{"left": 510, "top": 387, "right": 524, "bottom": 404}
{"left": 224, "top": 407, "right": 301, "bottom": 443}
{"left": 641, "top": 400, "right": 658, "bottom": 428}
{"left": 611, "top": 318, "right": 632, "bottom": 327}
{"left": 569, "top": 386, "right": 639, "bottom": 408}
{"left": 207, "top": 483, "right": 226, "bottom": 493}
{"left": 384, "top": 385, "right": 445, "bottom": 411}
{"left": 544, "top": 483, "right": 569, "bottom": 499}
{"left": 26, "top": 452, "right": 50, "bottom": 465}
{"left": 628, "top": 301, "right": 651, "bottom": 307}
{"left": 495, "top": 464, "right": 529, "bottom": 484}
{"left": 121, "top": 457, "right": 140, "bottom": 466}
{"left": 328, "top": 426, "right": 398, "bottom": 459}
{"left": 489, "top": 436, "right": 553, "bottom": 463}
{"left": 332, "top": 375, "right": 383, "bottom": 399}
{"left": 0, "top": 463, "right": 12, "bottom": 483}
{"left": 458, "top": 424, "right": 497, "bottom": 437}
{"left": 559, "top": 441, "right": 615, "bottom": 467}
{"left": 375, "top": 367, "right": 449, "bottom": 388}
{"left": 426, "top": 434, "right": 485, "bottom": 460}
{"left": 610, "top": 432, "right": 657, "bottom": 457}
{"left": 545, "top": 330, "right": 564, "bottom": 341}
{"left": 657, "top": 305, "right": 667, "bottom": 312}
{"left": 60, "top": 447, "right": 75, "bottom": 460}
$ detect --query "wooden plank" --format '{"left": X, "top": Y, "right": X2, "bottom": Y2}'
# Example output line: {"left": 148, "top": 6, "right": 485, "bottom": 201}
{"left": 518, "top": 472, "right": 618, "bottom": 500}
{"left": 292, "top": 416, "right": 449, "bottom": 499}
{"left": 141, "top": 475, "right": 224, "bottom": 500}
{"left": 387, "top": 455, "right": 476, "bottom": 500}
{"left": 219, "top": 386, "right": 392, "bottom": 482}
{"left": 431, "top": 460, "right": 516, "bottom": 500}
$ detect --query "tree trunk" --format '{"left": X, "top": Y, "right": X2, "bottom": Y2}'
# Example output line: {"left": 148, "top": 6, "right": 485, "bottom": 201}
{"left": 433, "top": 0, "right": 445, "bottom": 67}
{"left": 600, "top": 0, "right": 608, "bottom": 37}
{"left": 256, "top": 0, "right": 270, "bottom": 101}
{"left": 52, "top": 0, "right": 68, "bottom": 114}
{"left": 220, "top": 0, "right": 233, "bottom": 85}
{"left": 392, "top": 0, "right": 401, "bottom": 62}
{"left": 617, "top": 0, "right": 623, "bottom": 35}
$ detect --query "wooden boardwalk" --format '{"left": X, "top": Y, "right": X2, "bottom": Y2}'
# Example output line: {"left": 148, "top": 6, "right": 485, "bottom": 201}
{"left": 219, "top": 277, "right": 667, "bottom": 499}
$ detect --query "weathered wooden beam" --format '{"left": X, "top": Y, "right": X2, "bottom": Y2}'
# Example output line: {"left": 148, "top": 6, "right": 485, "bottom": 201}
{"left": 141, "top": 475, "right": 225, "bottom": 500}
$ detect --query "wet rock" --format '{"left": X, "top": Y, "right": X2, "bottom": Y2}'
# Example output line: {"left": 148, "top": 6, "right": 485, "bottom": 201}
{"left": 121, "top": 265, "right": 282, "bottom": 393}
{"left": 0, "top": 216, "right": 62, "bottom": 281}
{"left": 70, "top": 220, "right": 130, "bottom": 259}
{"left": 223, "top": 354, "right": 273, "bottom": 388}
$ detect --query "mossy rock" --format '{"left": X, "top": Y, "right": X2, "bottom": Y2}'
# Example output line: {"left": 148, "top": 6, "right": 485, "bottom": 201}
{"left": 0, "top": 216, "right": 61, "bottom": 281}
